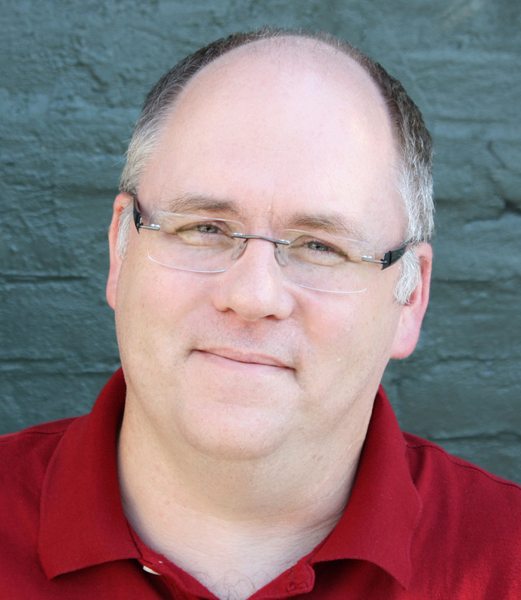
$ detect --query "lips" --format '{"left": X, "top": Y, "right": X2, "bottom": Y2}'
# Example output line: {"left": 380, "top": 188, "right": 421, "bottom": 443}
{"left": 194, "top": 347, "right": 292, "bottom": 370}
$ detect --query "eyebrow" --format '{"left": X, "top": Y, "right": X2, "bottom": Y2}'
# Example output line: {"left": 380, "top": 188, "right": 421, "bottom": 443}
{"left": 160, "top": 195, "right": 369, "bottom": 240}
{"left": 288, "top": 213, "right": 370, "bottom": 241}
{"left": 162, "top": 194, "right": 240, "bottom": 217}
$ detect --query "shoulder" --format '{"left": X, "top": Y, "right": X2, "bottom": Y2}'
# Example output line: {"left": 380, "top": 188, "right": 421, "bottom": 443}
{"left": 0, "top": 417, "right": 81, "bottom": 508}
{"left": 0, "top": 417, "right": 79, "bottom": 460}
{"left": 403, "top": 432, "right": 521, "bottom": 591}
{"left": 0, "top": 417, "right": 78, "bottom": 441}
{"left": 404, "top": 431, "right": 521, "bottom": 504}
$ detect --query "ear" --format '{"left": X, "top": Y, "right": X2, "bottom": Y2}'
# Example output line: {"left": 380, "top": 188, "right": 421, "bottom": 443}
{"left": 390, "top": 242, "right": 433, "bottom": 359}
{"left": 106, "top": 193, "right": 133, "bottom": 310}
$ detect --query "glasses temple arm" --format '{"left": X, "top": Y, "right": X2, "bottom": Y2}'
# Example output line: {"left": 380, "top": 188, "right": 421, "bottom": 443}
{"left": 133, "top": 196, "right": 160, "bottom": 232}
{"left": 381, "top": 245, "right": 408, "bottom": 269}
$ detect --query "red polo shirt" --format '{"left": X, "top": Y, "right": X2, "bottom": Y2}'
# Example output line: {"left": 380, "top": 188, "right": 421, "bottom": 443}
{"left": 1, "top": 369, "right": 520, "bottom": 598}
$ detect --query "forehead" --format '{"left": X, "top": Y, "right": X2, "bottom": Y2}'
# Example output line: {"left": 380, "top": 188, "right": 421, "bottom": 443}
{"left": 139, "top": 38, "right": 404, "bottom": 242}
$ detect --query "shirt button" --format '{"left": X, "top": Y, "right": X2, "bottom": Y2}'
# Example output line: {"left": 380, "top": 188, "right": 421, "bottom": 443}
{"left": 142, "top": 565, "right": 160, "bottom": 575}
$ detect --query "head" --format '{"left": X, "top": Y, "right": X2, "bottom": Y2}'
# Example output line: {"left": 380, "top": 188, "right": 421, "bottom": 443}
{"left": 118, "top": 28, "right": 434, "bottom": 304}
{"left": 106, "top": 32, "right": 432, "bottom": 464}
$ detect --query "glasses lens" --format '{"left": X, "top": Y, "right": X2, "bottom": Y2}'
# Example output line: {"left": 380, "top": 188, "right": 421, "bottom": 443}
{"left": 146, "top": 212, "right": 244, "bottom": 273}
{"left": 279, "top": 230, "right": 375, "bottom": 293}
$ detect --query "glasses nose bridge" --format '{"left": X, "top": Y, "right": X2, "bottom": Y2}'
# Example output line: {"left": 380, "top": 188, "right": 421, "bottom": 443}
{"left": 230, "top": 233, "right": 290, "bottom": 266}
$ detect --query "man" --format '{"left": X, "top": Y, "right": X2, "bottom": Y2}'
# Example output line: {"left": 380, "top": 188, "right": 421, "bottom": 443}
{"left": 1, "top": 29, "right": 519, "bottom": 599}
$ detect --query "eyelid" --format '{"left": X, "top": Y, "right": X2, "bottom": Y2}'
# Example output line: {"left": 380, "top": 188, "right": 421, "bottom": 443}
{"left": 282, "top": 229, "right": 371, "bottom": 246}
{"left": 282, "top": 229, "right": 372, "bottom": 260}
{"left": 289, "top": 234, "right": 344, "bottom": 252}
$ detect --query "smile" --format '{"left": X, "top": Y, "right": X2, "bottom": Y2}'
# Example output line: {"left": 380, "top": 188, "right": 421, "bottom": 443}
{"left": 193, "top": 348, "right": 292, "bottom": 373}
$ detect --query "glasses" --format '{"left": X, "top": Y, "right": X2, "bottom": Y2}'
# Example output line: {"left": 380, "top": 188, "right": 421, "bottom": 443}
{"left": 133, "top": 198, "right": 407, "bottom": 294}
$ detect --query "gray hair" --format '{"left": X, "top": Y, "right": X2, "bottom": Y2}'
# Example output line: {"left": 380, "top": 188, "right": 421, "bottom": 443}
{"left": 118, "top": 28, "right": 434, "bottom": 303}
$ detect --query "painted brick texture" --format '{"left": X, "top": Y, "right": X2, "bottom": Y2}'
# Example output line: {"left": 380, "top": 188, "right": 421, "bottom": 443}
{"left": 1, "top": 0, "right": 520, "bottom": 482}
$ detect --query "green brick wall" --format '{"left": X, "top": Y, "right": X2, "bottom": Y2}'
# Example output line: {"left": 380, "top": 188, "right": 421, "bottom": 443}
{"left": 1, "top": 0, "right": 520, "bottom": 482}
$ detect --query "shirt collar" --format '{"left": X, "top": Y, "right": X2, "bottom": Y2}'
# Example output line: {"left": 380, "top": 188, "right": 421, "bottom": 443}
{"left": 39, "top": 371, "right": 421, "bottom": 590}
{"left": 311, "top": 386, "right": 422, "bottom": 589}
{"left": 39, "top": 369, "right": 139, "bottom": 578}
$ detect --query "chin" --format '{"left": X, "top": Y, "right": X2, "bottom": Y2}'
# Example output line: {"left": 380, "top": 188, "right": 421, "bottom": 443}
{"left": 177, "top": 404, "right": 293, "bottom": 461}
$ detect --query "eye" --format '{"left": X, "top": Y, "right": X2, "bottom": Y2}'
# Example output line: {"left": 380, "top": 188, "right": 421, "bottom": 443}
{"left": 305, "top": 240, "right": 343, "bottom": 254}
{"left": 171, "top": 220, "right": 231, "bottom": 237}
{"left": 288, "top": 236, "right": 347, "bottom": 266}
{"left": 175, "top": 220, "right": 233, "bottom": 247}
{"left": 192, "top": 223, "right": 223, "bottom": 234}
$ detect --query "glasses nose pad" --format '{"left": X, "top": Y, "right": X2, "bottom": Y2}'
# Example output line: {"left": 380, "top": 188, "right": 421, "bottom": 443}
{"left": 231, "top": 239, "right": 248, "bottom": 261}
{"left": 274, "top": 245, "right": 288, "bottom": 267}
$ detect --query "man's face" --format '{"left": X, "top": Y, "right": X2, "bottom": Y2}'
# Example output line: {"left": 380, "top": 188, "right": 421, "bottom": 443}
{"left": 108, "top": 42, "right": 430, "bottom": 462}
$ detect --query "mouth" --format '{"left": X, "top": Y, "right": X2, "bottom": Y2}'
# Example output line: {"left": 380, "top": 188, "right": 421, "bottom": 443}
{"left": 193, "top": 348, "right": 292, "bottom": 372}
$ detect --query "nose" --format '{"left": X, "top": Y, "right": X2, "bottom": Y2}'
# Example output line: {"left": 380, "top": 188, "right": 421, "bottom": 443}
{"left": 209, "top": 238, "right": 296, "bottom": 322}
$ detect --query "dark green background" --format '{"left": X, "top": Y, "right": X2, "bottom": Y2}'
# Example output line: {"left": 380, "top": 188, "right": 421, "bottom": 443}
{"left": 1, "top": 0, "right": 520, "bottom": 482}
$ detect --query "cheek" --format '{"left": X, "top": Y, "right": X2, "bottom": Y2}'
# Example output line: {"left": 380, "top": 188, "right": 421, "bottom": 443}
{"left": 300, "top": 294, "right": 360, "bottom": 370}
{"left": 115, "top": 256, "right": 196, "bottom": 362}
{"left": 118, "top": 252, "right": 204, "bottom": 320}
{"left": 301, "top": 285, "right": 400, "bottom": 372}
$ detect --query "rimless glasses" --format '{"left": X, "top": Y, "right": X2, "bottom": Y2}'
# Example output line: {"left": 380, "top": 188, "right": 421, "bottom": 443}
{"left": 133, "top": 197, "right": 408, "bottom": 294}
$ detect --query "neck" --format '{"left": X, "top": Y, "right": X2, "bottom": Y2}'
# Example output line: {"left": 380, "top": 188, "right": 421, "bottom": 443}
{"left": 117, "top": 394, "right": 373, "bottom": 600}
